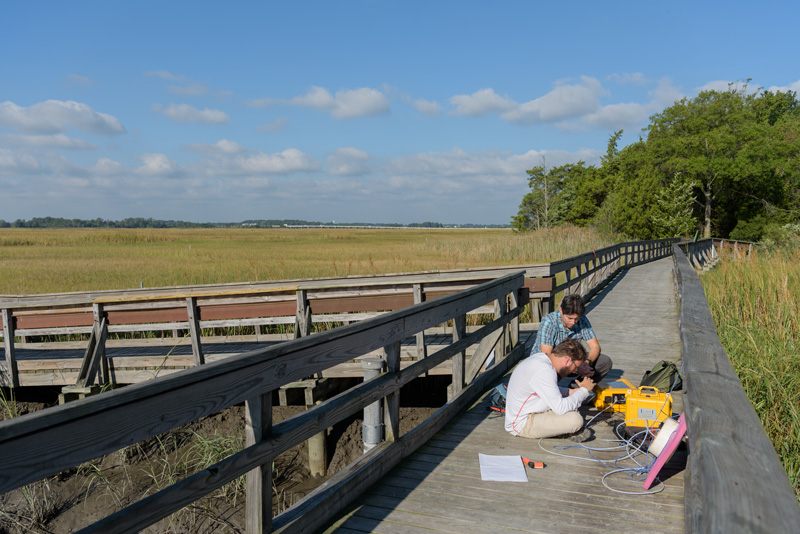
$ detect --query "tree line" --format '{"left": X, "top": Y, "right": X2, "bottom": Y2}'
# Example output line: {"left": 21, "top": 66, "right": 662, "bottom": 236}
{"left": 0, "top": 217, "right": 506, "bottom": 229}
{"left": 512, "top": 83, "right": 800, "bottom": 241}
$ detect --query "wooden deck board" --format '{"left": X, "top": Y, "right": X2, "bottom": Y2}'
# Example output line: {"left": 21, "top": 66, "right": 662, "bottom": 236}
{"left": 324, "top": 258, "right": 686, "bottom": 534}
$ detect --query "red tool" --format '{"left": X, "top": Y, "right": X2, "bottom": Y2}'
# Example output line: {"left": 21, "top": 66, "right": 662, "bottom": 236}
{"left": 522, "top": 457, "right": 545, "bottom": 469}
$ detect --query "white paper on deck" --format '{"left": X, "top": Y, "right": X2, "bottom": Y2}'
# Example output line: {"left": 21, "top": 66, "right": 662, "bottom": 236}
{"left": 478, "top": 453, "right": 528, "bottom": 482}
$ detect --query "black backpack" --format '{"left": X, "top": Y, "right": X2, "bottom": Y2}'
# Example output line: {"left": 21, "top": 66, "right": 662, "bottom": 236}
{"left": 640, "top": 360, "right": 683, "bottom": 392}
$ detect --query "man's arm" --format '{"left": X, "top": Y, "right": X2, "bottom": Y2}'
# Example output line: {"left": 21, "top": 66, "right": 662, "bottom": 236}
{"left": 585, "top": 337, "right": 601, "bottom": 365}
{"left": 539, "top": 343, "right": 554, "bottom": 355}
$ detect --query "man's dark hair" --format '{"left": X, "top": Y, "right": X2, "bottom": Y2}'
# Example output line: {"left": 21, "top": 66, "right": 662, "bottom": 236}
{"left": 552, "top": 339, "right": 587, "bottom": 362}
{"left": 560, "top": 294, "right": 585, "bottom": 316}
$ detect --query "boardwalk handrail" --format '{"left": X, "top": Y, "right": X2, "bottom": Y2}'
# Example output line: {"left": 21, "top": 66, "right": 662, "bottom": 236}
{"left": 673, "top": 241, "right": 800, "bottom": 533}
{"left": 0, "top": 271, "right": 529, "bottom": 533}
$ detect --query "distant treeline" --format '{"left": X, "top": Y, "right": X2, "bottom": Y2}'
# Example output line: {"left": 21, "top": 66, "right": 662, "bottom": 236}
{"left": 0, "top": 217, "right": 508, "bottom": 229}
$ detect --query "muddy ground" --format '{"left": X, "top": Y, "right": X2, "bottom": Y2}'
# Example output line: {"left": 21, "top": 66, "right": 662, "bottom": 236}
{"left": 0, "top": 379, "right": 445, "bottom": 533}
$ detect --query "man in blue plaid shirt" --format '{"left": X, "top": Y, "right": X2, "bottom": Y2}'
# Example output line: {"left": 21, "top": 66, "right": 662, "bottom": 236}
{"left": 533, "top": 294, "right": 613, "bottom": 385}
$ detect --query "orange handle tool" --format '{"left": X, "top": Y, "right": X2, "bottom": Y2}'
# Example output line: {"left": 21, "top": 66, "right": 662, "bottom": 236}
{"left": 522, "top": 457, "right": 545, "bottom": 469}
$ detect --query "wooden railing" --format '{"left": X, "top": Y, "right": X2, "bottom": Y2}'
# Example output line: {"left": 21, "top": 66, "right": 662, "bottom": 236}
{"left": 673, "top": 240, "right": 800, "bottom": 532}
{"left": 0, "top": 272, "right": 528, "bottom": 533}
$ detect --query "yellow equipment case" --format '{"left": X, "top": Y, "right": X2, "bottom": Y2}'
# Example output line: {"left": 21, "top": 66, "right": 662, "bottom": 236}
{"left": 593, "top": 379, "right": 672, "bottom": 426}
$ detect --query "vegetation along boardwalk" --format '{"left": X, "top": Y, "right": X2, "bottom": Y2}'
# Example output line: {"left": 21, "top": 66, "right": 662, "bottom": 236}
{"left": 324, "top": 257, "right": 686, "bottom": 534}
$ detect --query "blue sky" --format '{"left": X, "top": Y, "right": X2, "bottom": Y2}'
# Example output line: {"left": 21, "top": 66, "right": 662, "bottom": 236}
{"left": 2, "top": 1, "right": 799, "bottom": 225}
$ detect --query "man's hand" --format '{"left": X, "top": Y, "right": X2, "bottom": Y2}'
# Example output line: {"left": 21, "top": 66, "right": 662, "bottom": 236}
{"left": 576, "top": 375, "right": 595, "bottom": 390}
{"left": 577, "top": 362, "right": 594, "bottom": 377}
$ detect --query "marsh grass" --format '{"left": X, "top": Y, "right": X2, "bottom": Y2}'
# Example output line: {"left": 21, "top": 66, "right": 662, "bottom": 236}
{"left": 0, "top": 227, "right": 617, "bottom": 294}
{"left": 703, "top": 246, "right": 800, "bottom": 500}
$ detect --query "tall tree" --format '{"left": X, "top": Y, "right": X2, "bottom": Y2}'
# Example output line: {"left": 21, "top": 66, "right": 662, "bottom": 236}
{"left": 644, "top": 85, "right": 796, "bottom": 238}
{"left": 512, "top": 157, "right": 564, "bottom": 231}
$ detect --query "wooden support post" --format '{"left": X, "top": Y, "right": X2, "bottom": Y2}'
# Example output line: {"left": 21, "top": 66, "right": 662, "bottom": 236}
{"left": 413, "top": 284, "right": 427, "bottom": 363}
{"left": 307, "top": 400, "right": 327, "bottom": 477}
{"left": 450, "top": 314, "right": 466, "bottom": 400}
{"left": 294, "top": 290, "right": 311, "bottom": 339}
{"left": 579, "top": 262, "right": 588, "bottom": 296}
{"left": 509, "top": 290, "right": 520, "bottom": 350}
{"left": 245, "top": 392, "right": 272, "bottom": 534}
{"left": 1, "top": 308, "right": 19, "bottom": 388}
{"left": 361, "top": 358, "right": 384, "bottom": 452}
{"left": 383, "top": 340, "right": 401, "bottom": 442}
{"left": 186, "top": 297, "right": 205, "bottom": 366}
{"left": 493, "top": 297, "right": 507, "bottom": 361}
{"left": 92, "top": 303, "right": 109, "bottom": 384}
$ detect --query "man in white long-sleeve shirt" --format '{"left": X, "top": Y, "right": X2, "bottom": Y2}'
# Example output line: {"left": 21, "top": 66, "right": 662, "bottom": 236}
{"left": 505, "top": 339, "right": 595, "bottom": 439}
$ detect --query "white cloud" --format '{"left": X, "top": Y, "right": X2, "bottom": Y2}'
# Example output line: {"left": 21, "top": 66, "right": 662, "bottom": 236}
{"left": 767, "top": 79, "right": 800, "bottom": 94}
{"left": 91, "top": 158, "right": 126, "bottom": 175}
{"left": 386, "top": 147, "right": 600, "bottom": 179}
{"left": 409, "top": 97, "right": 441, "bottom": 116}
{"left": 153, "top": 103, "right": 230, "bottom": 124}
{"left": 581, "top": 102, "right": 652, "bottom": 130}
{"left": 502, "top": 77, "right": 606, "bottom": 124}
{"left": 327, "top": 147, "right": 369, "bottom": 175}
{"left": 253, "top": 86, "right": 390, "bottom": 119}
{"left": 0, "top": 100, "right": 124, "bottom": 135}
{"left": 449, "top": 89, "right": 516, "bottom": 117}
{"left": 0, "top": 133, "right": 96, "bottom": 149}
{"left": 197, "top": 147, "right": 321, "bottom": 176}
{"left": 0, "top": 149, "right": 45, "bottom": 175}
{"left": 136, "top": 153, "right": 181, "bottom": 176}
{"left": 184, "top": 139, "right": 245, "bottom": 155}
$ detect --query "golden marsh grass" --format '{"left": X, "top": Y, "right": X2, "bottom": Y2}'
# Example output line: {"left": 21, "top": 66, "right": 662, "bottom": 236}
{"left": 0, "top": 226, "right": 617, "bottom": 295}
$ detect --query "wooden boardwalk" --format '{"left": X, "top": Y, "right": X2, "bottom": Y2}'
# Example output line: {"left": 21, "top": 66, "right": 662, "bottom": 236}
{"left": 323, "top": 258, "right": 685, "bottom": 534}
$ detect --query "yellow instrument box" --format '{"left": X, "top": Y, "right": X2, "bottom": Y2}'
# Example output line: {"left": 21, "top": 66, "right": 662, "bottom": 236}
{"left": 593, "top": 379, "right": 672, "bottom": 426}
{"left": 625, "top": 386, "right": 672, "bottom": 426}
{"left": 592, "top": 378, "right": 636, "bottom": 413}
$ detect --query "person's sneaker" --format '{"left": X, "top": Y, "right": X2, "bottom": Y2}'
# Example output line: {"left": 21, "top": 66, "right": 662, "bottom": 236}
{"left": 582, "top": 390, "right": 597, "bottom": 406}
{"left": 569, "top": 428, "right": 592, "bottom": 443}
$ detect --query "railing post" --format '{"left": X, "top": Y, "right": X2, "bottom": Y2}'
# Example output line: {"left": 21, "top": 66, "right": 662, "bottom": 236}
{"left": 294, "top": 290, "right": 311, "bottom": 339}
{"left": 1, "top": 308, "right": 19, "bottom": 388}
{"left": 450, "top": 314, "right": 466, "bottom": 400}
{"left": 383, "top": 340, "right": 401, "bottom": 442}
{"left": 245, "top": 392, "right": 272, "bottom": 534}
{"left": 186, "top": 297, "right": 205, "bottom": 366}
{"left": 93, "top": 303, "right": 109, "bottom": 384}
{"left": 413, "top": 284, "right": 428, "bottom": 366}
{"left": 493, "top": 297, "right": 507, "bottom": 361}
{"left": 362, "top": 357, "right": 384, "bottom": 451}
{"left": 509, "top": 290, "right": 520, "bottom": 350}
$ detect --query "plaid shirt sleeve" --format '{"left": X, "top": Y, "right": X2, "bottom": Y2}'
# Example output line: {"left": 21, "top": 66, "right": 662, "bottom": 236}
{"left": 533, "top": 312, "right": 561, "bottom": 351}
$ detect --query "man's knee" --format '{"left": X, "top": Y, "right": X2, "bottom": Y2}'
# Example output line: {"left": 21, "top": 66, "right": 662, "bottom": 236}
{"left": 593, "top": 353, "right": 613, "bottom": 381}
{"left": 563, "top": 411, "right": 584, "bottom": 434}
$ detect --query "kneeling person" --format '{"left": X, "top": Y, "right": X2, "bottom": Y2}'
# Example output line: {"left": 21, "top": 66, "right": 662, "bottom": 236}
{"left": 504, "top": 339, "right": 595, "bottom": 439}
